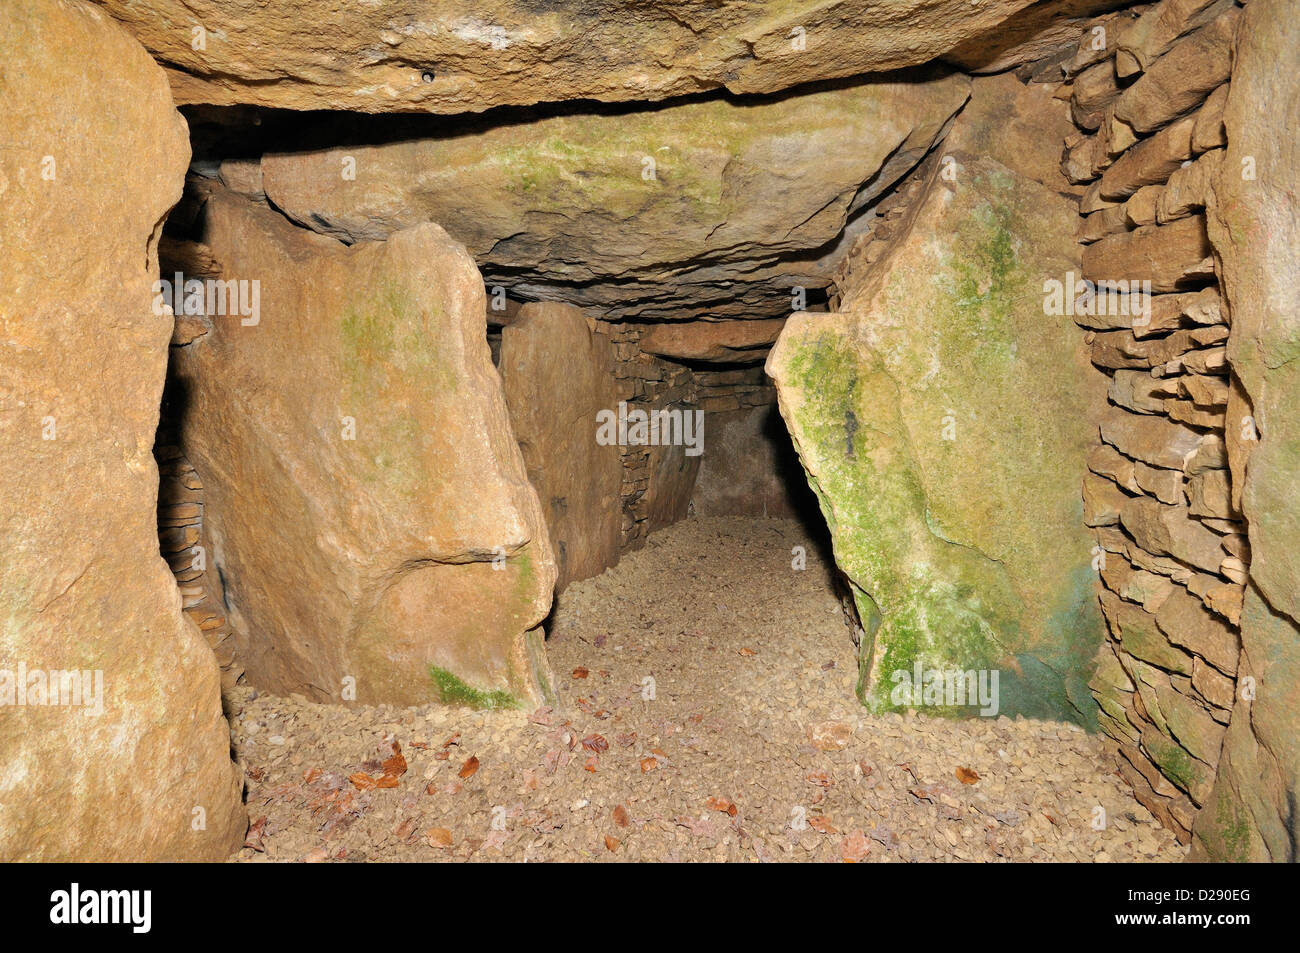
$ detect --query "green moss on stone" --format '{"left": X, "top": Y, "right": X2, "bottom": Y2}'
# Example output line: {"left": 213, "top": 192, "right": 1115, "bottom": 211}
{"left": 428, "top": 666, "right": 520, "bottom": 710}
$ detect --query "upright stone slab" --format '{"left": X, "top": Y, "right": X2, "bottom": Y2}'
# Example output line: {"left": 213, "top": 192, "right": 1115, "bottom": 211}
{"left": 768, "top": 79, "right": 1107, "bottom": 721}
{"left": 0, "top": 0, "right": 244, "bottom": 860}
{"left": 1194, "top": 0, "right": 1300, "bottom": 862}
{"left": 499, "top": 303, "right": 622, "bottom": 591}
{"left": 174, "top": 191, "right": 557, "bottom": 710}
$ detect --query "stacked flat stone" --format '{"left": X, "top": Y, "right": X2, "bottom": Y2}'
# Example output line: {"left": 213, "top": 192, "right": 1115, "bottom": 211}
{"left": 1063, "top": 0, "right": 1244, "bottom": 844}
{"left": 600, "top": 322, "right": 700, "bottom": 550}
{"left": 155, "top": 443, "right": 242, "bottom": 689}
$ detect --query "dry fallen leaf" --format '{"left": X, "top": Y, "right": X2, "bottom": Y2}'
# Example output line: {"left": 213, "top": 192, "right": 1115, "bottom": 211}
{"left": 394, "top": 816, "right": 419, "bottom": 842}
{"left": 459, "top": 756, "right": 480, "bottom": 779}
{"left": 738, "top": 647, "right": 756, "bottom": 657}
{"left": 956, "top": 766, "right": 981, "bottom": 785}
{"left": 604, "top": 835, "right": 620, "bottom": 852}
{"left": 613, "top": 804, "right": 630, "bottom": 827}
{"left": 243, "top": 816, "right": 267, "bottom": 852}
{"left": 581, "top": 734, "right": 609, "bottom": 753}
{"left": 640, "top": 757, "right": 658, "bottom": 773}
{"left": 705, "top": 796, "right": 738, "bottom": 817}
{"left": 302, "top": 767, "right": 322, "bottom": 784}
{"left": 841, "top": 830, "right": 871, "bottom": 862}
{"left": 808, "top": 816, "right": 838, "bottom": 834}
{"left": 427, "top": 828, "right": 453, "bottom": 848}
{"left": 583, "top": 755, "right": 599, "bottom": 772}
{"left": 382, "top": 741, "right": 407, "bottom": 778}
{"left": 571, "top": 667, "right": 589, "bottom": 679}
{"left": 375, "top": 774, "right": 400, "bottom": 789}
{"left": 348, "top": 772, "right": 378, "bottom": 791}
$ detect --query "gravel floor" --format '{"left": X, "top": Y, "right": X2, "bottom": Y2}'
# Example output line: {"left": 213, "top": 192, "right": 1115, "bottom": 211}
{"left": 230, "top": 517, "right": 1184, "bottom": 862}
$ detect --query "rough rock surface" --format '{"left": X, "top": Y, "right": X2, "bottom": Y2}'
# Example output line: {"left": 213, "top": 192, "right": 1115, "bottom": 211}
{"left": 0, "top": 0, "right": 244, "bottom": 860}
{"left": 640, "top": 319, "right": 786, "bottom": 364}
{"left": 768, "top": 78, "right": 1108, "bottom": 721}
{"left": 102, "top": 0, "right": 1030, "bottom": 114}
{"left": 500, "top": 302, "right": 623, "bottom": 591}
{"left": 258, "top": 73, "right": 970, "bottom": 321}
{"left": 1194, "top": 0, "right": 1300, "bottom": 863}
{"left": 691, "top": 406, "right": 819, "bottom": 520}
{"left": 174, "top": 190, "right": 557, "bottom": 710}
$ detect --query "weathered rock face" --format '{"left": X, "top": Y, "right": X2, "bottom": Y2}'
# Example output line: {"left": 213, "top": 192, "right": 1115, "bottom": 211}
{"left": 257, "top": 73, "right": 970, "bottom": 321}
{"left": 500, "top": 303, "right": 622, "bottom": 591}
{"left": 768, "top": 78, "right": 1108, "bottom": 721}
{"left": 1193, "top": 0, "right": 1300, "bottom": 863}
{"left": 640, "top": 319, "right": 786, "bottom": 364}
{"left": 692, "top": 406, "right": 816, "bottom": 521}
{"left": 0, "top": 0, "right": 244, "bottom": 860}
{"left": 99, "top": 0, "right": 1034, "bottom": 114}
{"left": 174, "top": 190, "right": 557, "bottom": 710}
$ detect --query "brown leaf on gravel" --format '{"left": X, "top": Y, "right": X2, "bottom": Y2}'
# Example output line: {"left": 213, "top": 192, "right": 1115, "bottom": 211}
{"left": 425, "top": 782, "right": 438, "bottom": 795}
{"left": 613, "top": 804, "right": 630, "bottom": 827}
{"left": 616, "top": 733, "right": 637, "bottom": 748}
{"left": 427, "top": 827, "right": 453, "bottom": 848}
{"left": 956, "top": 766, "right": 980, "bottom": 785}
{"left": 441, "top": 733, "right": 461, "bottom": 748}
{"left": 604, "top": 835, "right": 620, "bottom": 852}
{"left": 245, "top": 765, "right": 266, "bottom": 782}
{"left": 738, "top": 647, "right": 756, "bottom": 656}
{"left": 705, "top": 796, "right": 738, "bottom": 816}
{"left": 571, "top": 667, "right": 589, "bottom": 679}
{"left": 581, "top": 734, "right": 609, "bottom": 753}
{"left": 806, "top": 771, "right": 834, "bottom": 788}
{"left": 808, "top": 721, "right": 852, "bottom": 751}
{"left": 381, "top": 741, "right": 407, "bottom": 778}
{"left": 243, "top": 816, "right": 267, "bottom": 852}
{"left": 375, "top": 773, "right": 400, "bottom": 789}
{"left": 458, "top": 756, "right": 480, "bottom": 779}
{"left": 640, "top": 757, "right": 658, "bottom": 773}
{"left": 530, "top": 707, "right": 554, "bottom": 726}
{"left": 583, "top": 755, "right": 599, "bottom": 772}
{"left": 349, "top": 772, "right": 378, "bottom": 791}
{"left": 841, "top": 830, "right": 871, "bottom": 862}
{"left": 808, "top": 816, "right": 837, "bottom": 834}
{"left": 302, "top": 767, "right": 322, "bottom": 784}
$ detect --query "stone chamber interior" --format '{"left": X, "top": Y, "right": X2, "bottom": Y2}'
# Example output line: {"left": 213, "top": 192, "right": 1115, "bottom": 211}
{"left": 3, "top": 0, "right": 1297, "bottom": 865}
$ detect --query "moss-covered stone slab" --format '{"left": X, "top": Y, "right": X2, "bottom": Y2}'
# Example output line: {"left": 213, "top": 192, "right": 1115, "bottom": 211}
{"left": 257, "top": 73, "right": 969, "bottom": 321}
{"left": 768, "top": 129, "right": 1107, "bottom": 722}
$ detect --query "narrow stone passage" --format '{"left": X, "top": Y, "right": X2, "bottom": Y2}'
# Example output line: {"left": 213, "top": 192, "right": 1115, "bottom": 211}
{"left": 232, "top": 518, "right": 1181, "bottom": 862}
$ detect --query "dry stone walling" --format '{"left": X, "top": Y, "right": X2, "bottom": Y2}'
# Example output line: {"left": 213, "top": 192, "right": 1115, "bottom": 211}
{"left": 0, "top": 0, "right": 244, "bottom": 861}
{"left": 1064, "top": 0, "right": 1244, "bottom": 849}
